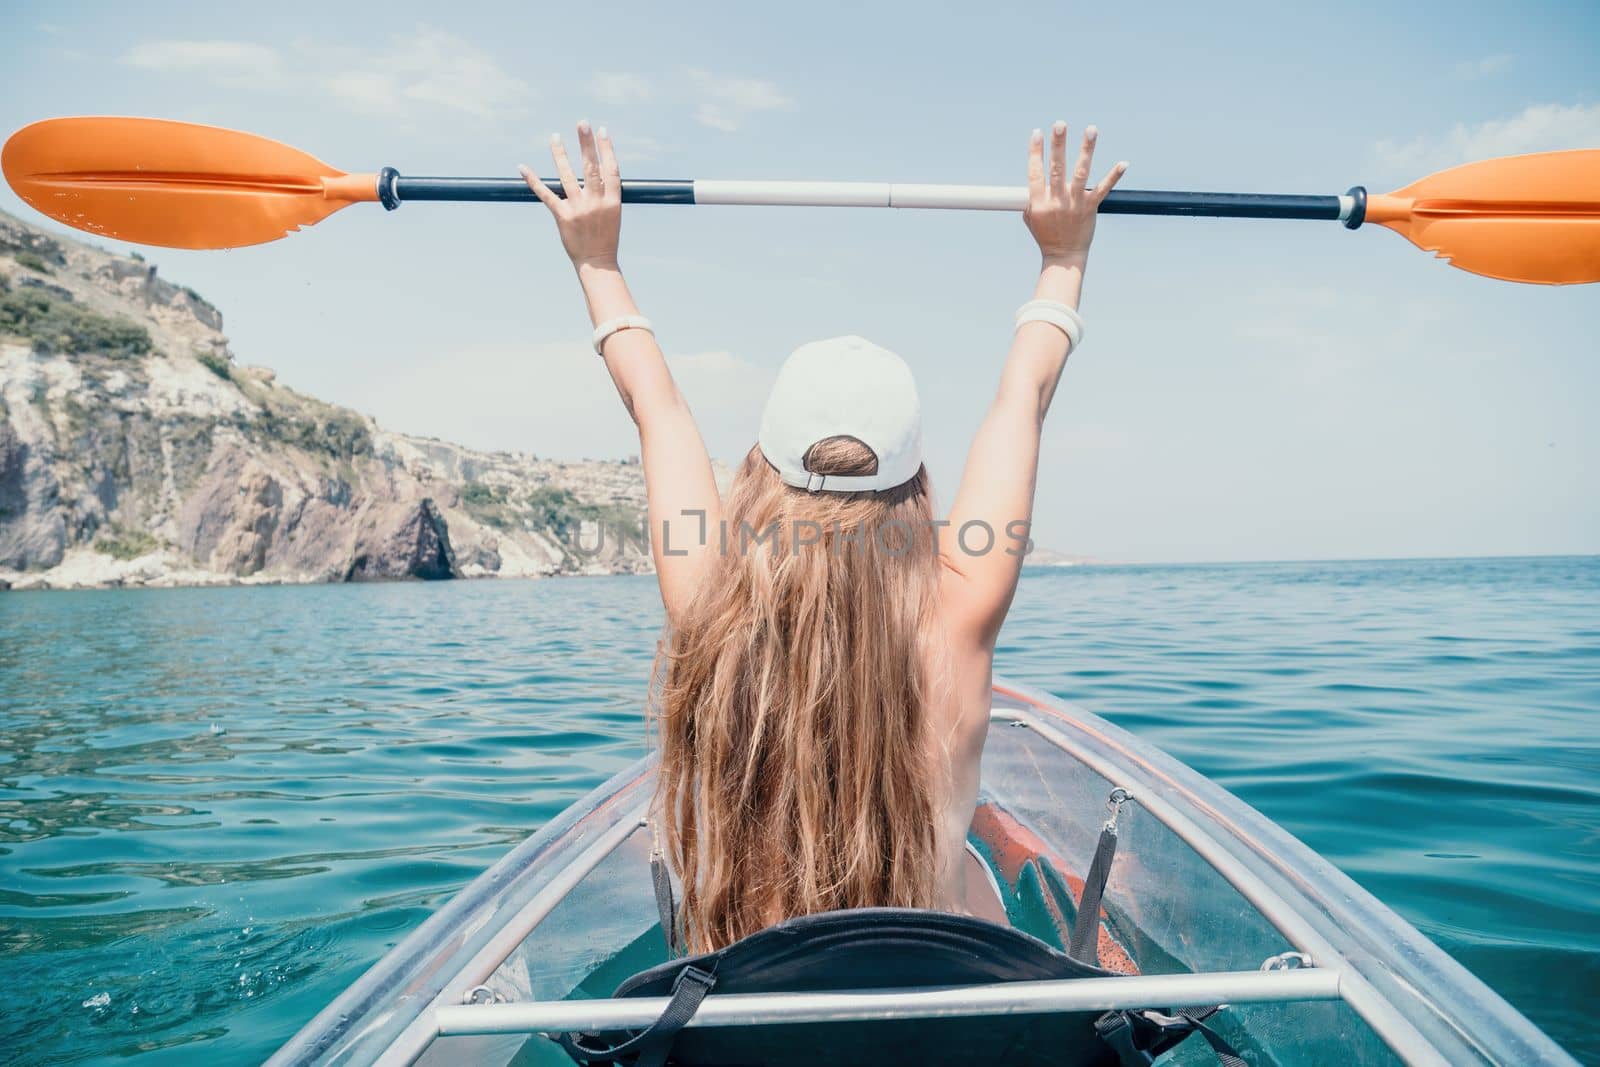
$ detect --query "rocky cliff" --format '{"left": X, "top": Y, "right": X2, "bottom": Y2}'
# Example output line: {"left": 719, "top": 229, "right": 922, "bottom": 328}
{"left": 0, "top": 209, "right": 669, "bottom": 590}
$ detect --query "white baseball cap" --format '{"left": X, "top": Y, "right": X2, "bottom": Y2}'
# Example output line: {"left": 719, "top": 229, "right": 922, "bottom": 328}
{"left": 757, "top": 336, "right": 922, "bottom": 493}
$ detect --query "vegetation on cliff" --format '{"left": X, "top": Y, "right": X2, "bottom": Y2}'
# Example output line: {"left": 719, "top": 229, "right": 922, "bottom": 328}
{"left": 460, "top": 482, "right": 647, "bottom": 550}
{"left": 0, "top": 283, "right": 153, "bottom": 360}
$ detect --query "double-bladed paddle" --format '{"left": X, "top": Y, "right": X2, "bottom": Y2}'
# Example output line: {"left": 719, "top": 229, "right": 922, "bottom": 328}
{"left": 3, "top": 116, "right": 1597, "bottom": 284}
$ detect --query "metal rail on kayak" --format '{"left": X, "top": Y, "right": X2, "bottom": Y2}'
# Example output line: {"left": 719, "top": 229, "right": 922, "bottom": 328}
{"left": 434, "top": 967, "right": 1343, "bottom": 1036}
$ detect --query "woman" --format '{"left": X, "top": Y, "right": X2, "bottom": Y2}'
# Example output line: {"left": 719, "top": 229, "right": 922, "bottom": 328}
{"left": 521, "top": 121, "right": 1125, "bottom": 954}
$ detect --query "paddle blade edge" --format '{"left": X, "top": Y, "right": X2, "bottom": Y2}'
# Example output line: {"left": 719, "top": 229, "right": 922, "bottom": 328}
{"left": 1367, "top": 149, "right": 1600, "bottom": 285}
{"left": 2, "top": 116, "right": 374, "bottom": 250}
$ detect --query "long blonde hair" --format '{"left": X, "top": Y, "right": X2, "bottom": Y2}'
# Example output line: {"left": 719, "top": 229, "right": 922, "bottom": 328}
{"left": 655, "top": 437, "right": 944, "bottom": 953}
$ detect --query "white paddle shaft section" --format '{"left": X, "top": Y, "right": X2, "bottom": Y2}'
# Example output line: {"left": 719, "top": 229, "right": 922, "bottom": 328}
{"left": 693, "top": 180, "right": 1028, "bottom": 211}
{"left": 435, "top": 967, "right": 1341, "bottom": 1036}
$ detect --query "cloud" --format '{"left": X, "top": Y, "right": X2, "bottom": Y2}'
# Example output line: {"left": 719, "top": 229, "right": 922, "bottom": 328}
{"left": 686, "top": 69, "right": 792, "bottom": 132}
{"left": 1374, "top": 101, "right": 1600, "bottom": 176}
{"left": 1454, "top": 54, "right": 1512, "bottom": 80}
{"left": 589, "top": 72, "right": 653, "bottom": 106}
{"left": 123, "top": 39, "right": 287, "bottom": 88}
{"left": 581, "top": 68, "right": 794, "bottom": 154}
{"left": 121, "top": 28, "right": 533, "bottom": 121}
{"left": 609, "top": 132, "right": 672, "bottom": 164}
{"left": 330, "top": 28, "right": 533, "bottom": 119}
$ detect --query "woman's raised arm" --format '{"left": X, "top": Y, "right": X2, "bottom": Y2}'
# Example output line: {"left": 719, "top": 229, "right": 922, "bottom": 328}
{"left": 521, "top": 123, "right": 722, "bottom": 624}
{"left": 941, "top": 123, "right": 1126, "bottom": 648}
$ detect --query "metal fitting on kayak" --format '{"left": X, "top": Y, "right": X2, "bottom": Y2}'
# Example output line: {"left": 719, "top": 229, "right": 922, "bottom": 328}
{"left": 1260, "top": 951, "right": 1316, "bottom": 972}
{"left": 1104, "top": 787, "right": 1134, "bottom": 833}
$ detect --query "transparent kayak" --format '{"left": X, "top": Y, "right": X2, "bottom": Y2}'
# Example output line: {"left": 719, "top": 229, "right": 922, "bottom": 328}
{"left": 267, "top": 680, "right": 1575, "bottom": 1066}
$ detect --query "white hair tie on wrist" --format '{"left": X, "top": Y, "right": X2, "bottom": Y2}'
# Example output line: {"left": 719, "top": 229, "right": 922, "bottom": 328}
{"left": 1014, "top": 299, "right": 1084, "bottom": 351}
{"left": 593, "top": 315, "right": 655, "bottom": 355}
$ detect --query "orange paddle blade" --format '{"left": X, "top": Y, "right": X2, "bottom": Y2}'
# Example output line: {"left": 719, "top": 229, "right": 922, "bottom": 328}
{"left": 1, "top": 116, "right": 377, "bottom": 250}
{"left": 1365, "top": 150, "right": 1600, "bottom": 285}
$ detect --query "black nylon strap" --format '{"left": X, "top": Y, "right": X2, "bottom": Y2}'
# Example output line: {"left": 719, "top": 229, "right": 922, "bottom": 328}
{"left": 1182, "top": 1010, "right": 1250, "bottom": 1067}
{"left": 1094, "top": 1007, "right": 1248, "bottom": 1067}
{"left": 1093, "top": 1011, "right": 1148, "bottom": 1067}
{"left": 559, "top": 966, "right": 715, "bottom": 1066}
{"left": 1069, "top": 825, "right": 1117, "bottom": 964}
{"left": 651, "top": 852, "right": 679, "bottom": 955}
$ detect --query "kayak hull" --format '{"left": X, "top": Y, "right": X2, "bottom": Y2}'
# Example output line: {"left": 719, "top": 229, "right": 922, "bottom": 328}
{"left": 269, "top": 681, "right": 1576, "bottom": 1067}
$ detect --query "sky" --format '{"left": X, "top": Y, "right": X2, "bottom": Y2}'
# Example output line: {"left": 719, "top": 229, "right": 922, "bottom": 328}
{"left": 2, "top": 1, "right": 1597, "bottom": 563}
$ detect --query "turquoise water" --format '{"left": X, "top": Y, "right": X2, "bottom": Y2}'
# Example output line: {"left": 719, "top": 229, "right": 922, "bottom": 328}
{"left": 1, "top": 557, "right": 1596, "bottom": 1065}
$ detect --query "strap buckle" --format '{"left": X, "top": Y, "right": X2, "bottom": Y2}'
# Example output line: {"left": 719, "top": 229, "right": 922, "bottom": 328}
{"left": 804, "top": 471, "right": 826, "bottom": 492}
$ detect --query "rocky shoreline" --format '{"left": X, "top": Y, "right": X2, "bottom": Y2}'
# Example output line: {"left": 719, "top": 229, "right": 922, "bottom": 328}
{"left": 0, "top": 208, "right": 684, "bottom": 591}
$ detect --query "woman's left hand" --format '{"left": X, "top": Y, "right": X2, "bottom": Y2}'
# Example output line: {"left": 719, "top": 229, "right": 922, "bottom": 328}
{"left": 1023, "top": 121, "right": 1127, "bottom": 266}
{"left": 520, "top": 121, "right": 622, "bottom": 271}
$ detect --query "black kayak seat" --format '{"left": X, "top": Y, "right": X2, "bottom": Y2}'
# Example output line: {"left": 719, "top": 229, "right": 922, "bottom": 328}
{"left": 559, "top": 908, "right": 1218, "bottom": 1067}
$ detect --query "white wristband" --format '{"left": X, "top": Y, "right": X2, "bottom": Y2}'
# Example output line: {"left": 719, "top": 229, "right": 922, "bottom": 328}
{"left": 592, "top": 315, "right": 655, "bottom": 356}
{"left": 1014, "top": 299, "right": 1084, "bottom": 351}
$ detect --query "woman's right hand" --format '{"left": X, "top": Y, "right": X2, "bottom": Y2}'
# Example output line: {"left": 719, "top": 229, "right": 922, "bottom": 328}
{"left": 520, "top": 121, "right": 622, "bottom": 271}
{"left": 1023, "top": 121, "right": 1127, "bottom": 265}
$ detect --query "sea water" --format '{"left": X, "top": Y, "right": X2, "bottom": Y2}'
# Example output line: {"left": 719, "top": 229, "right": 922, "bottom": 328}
{"left": 1, "top": 557, "right": 1595, "bottom": 1064}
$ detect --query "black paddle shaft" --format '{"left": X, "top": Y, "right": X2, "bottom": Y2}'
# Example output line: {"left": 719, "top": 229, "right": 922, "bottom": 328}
{"left": 1101, "top": 189, "right": 1350, "bottom": 220}
{"left": 390, "top": 175, "right": 694, "bottom": 204}
{"left": 386, "top": 173, "right": 1364, "bottom": 225}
